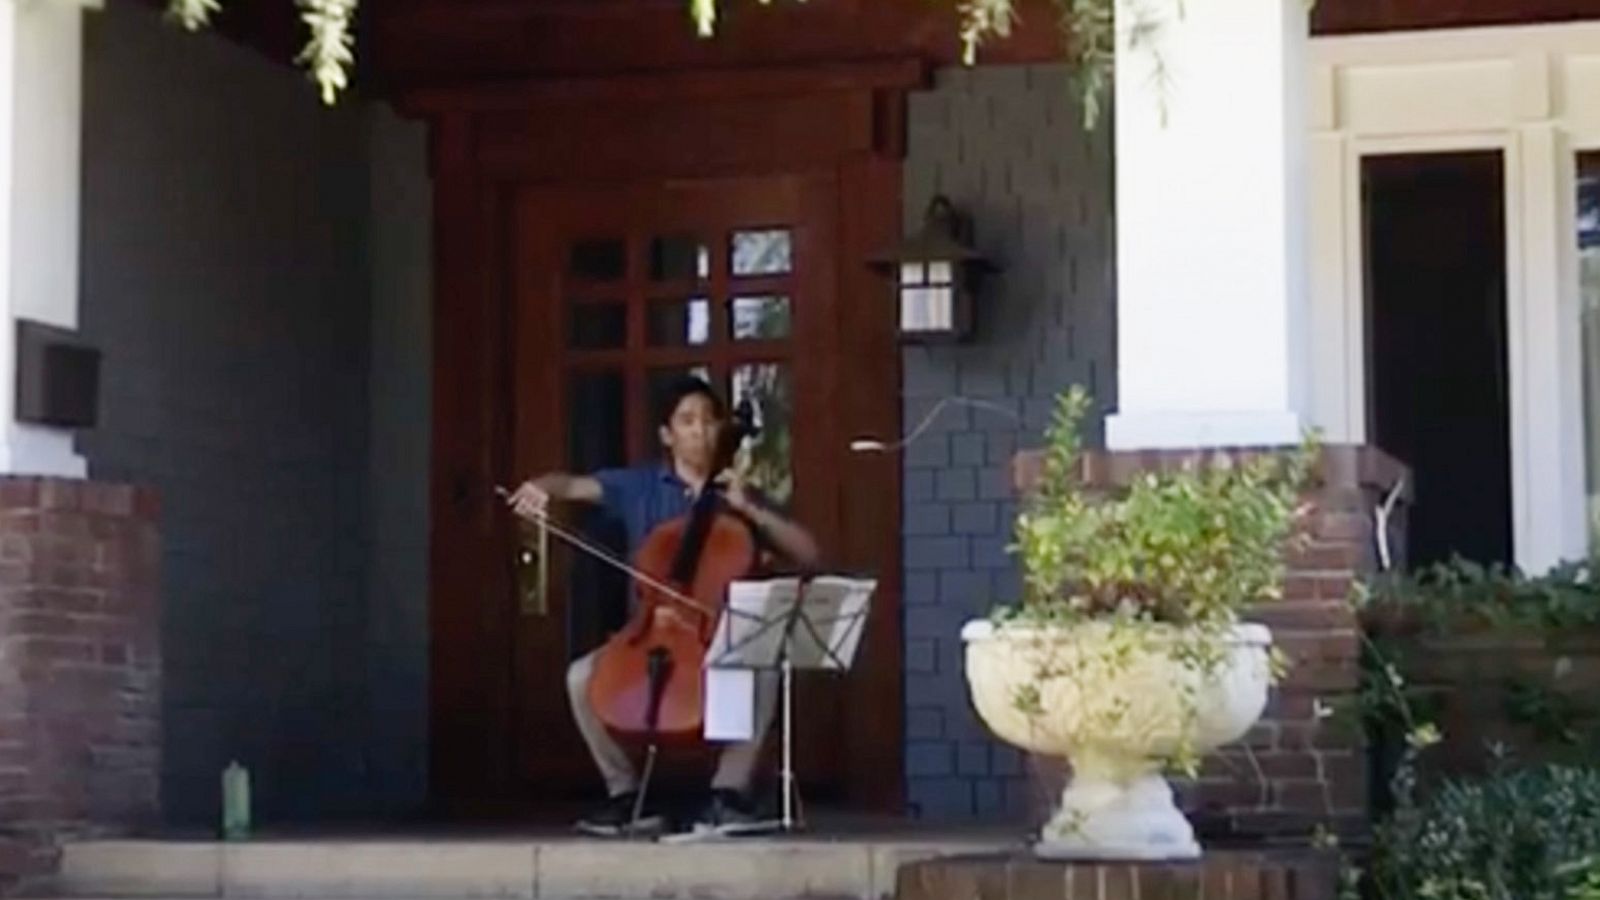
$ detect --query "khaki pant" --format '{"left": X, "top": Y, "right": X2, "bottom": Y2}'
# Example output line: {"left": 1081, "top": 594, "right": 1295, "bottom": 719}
{"left": 566, "top": 649, "right": 780, "bottom": 798}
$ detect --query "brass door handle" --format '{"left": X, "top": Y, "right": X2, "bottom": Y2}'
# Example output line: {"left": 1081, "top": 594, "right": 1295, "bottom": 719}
{"left": 515, "top": 518, "right": 550, "bottom": 617}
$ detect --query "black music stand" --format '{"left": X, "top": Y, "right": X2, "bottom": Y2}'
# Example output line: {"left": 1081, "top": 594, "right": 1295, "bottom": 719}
{"left": 696, "top": 574, "right": 875, "bottom": 835}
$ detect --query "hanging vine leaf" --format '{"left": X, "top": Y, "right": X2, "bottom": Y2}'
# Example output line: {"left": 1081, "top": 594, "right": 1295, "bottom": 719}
{"left": 296, "top": 0, "right": 358, "bottom": 106}
{"left": 957, "top": 0, "right": 1018, "bottom": 66}
{"left": 165, "top": 0, "right": 221, "bottom": 32}
{"left": 1065, "top": 0, "right": 1114, "bottom": 128}
{"left": 690, "top": 0, "right": 718, "bottom": 36}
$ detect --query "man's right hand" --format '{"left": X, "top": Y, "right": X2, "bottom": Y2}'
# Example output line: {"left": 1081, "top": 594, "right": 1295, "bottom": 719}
{"left": 507, "top": 479, "right": 551, "bottom": 521}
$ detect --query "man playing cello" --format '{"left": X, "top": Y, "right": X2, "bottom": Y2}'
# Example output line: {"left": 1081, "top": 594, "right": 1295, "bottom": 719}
{"left": 506, "top": 375, "right": 820, "bottom": 838}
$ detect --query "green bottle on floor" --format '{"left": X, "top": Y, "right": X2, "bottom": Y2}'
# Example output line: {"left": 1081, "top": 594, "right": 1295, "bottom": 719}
{"left": 222, "top": 761, "right": 251, "bottom": 841}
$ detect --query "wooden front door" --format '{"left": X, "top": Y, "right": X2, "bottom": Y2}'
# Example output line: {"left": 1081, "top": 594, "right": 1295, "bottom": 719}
{"left": 421, "top": 68, "right": 911, "bottom": 817}
{"left": 510, "top": 174, "right": 846, "bottom": 796}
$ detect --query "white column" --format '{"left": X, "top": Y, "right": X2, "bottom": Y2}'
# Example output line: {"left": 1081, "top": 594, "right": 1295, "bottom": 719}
{"left": 0, "top": 0, "right": 97, "bottom": 477}
{"left": 1105, "top": 0, "right": 1311, "bottom": 450}
{"left": 1514, "top": 123, "right": 1588, "bottom": 571}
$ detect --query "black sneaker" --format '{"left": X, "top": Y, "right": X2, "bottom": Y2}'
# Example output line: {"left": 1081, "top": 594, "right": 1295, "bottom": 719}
{"left": 574, "top": 792, "right": 664, "bottom": 837}
{"left": 686, "top": 788, "right": 772, "bottom": 837}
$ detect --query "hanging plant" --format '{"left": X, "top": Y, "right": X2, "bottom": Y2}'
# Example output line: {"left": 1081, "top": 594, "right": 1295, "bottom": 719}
{"left": 951, "top": 0, "right": 1123, "bottom": 127}
{"left": 164, "top": 0, "right": 358, "bottom": 106}
{"left": 690, "top": 0, "right": 1316, "bottom": 128}
{"left": 690, "top": 0, "right": 1122, "bottom": 127}
{"left": 162, "top": 0, "right": 1267, "bottom": 125}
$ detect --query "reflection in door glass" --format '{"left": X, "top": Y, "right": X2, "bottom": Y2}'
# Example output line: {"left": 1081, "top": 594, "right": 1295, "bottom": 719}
{"left": 650, "top": 235, "right": 710, "bottom": 282}
{"left": 731, "top": 229, "right": 792, "bottom": 276}
{"left": 567, "top": 369, "right": 626, "bottom": 473}
{"left": 730, "top": 295, "right": 791, "bottom": 340}
{"left": 1578, "top": 154, "right": 1600, "bottom": 550}
{"left": 732, "top": 363, "right": 793, "bottom": 508}
{"left": 647, "top": 298, "right": 710, "bottom": 346}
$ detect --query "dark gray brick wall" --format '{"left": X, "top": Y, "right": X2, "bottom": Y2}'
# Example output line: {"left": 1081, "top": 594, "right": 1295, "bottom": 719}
{"left": 361, "top": 107, "right": 433, "bottom": 818}
{"left": 900, "top": 64, "right": 1116, "bottom": 821}
{"left": 78, "top": 2, "right": 432, "bottom": 825}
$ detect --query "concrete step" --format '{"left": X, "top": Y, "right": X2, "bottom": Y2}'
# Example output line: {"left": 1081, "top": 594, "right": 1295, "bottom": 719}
{"left": 45, "top": 834, "right": 1021, "bottom": 900}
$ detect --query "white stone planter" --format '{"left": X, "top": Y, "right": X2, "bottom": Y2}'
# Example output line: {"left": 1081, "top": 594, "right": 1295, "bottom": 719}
{"left": 961, "top": 618, "right": 1272, "bottom": 861}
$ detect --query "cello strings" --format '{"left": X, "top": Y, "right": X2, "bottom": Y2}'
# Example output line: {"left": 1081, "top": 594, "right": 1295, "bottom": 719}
{"left": 502, "top": 495, "right": 716, "bottom": 616}
{"left": 497, "top": 433, "right": 759, "bottom": 619}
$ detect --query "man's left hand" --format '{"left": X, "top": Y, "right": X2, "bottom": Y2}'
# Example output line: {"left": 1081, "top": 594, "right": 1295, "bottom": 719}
{"left": 716, "top": 469, "right": 753, "bottom": 514}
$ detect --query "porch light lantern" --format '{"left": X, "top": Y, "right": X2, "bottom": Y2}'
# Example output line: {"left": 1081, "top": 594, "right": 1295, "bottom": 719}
{"left": 870, "top": 195, "right": 994, "bottom": 344}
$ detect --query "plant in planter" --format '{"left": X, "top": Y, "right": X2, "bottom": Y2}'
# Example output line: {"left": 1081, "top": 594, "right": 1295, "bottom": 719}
{"left": 962, "top": 385, "right": 1316, "bottom": 859}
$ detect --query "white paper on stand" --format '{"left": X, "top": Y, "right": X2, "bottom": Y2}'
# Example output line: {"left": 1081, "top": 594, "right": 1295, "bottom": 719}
{"left": 701, "top": 581, "right": 781, "bottom": 742}
{"left": 703, "top": 667, "right": 756, "bottom": 742}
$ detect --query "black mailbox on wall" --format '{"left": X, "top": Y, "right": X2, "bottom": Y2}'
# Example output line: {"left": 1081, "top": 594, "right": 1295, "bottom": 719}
{"left": 15, "top": 319, "right": 100, "bottom": 429}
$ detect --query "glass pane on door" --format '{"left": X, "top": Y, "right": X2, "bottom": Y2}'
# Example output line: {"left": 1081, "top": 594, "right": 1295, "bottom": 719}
{"left": 731, "top": 362, "right": 793, "bottom": 508}
{"left": 730, "top": 295, "right": 791, "bottom": 340}
{"left": 567, "top": 369, "right": 626, "bottom": 473}
{"left": 648, "top": 298, "right": 711, "bottom": 346}
{"left": 650, "top": 235, "right": 710, "bottom": 282}
{"left": 568, "top": 303, "right": 627, "bottom": 349}
{"left": 731, "top": 228, "right": 792, "bottom": 276}
{"left": 569, "top": 238, "right": 626, "bottom": 282}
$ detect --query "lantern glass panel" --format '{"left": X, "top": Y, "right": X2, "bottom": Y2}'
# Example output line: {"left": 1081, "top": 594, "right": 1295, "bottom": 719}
{"left": 929, "top": 286, "right": 954, "bottom": 330}
{"left": 899, "top": 286, "right": 927, "bottom": 331}
{"left": 901, "top": 285, "right": 957, "bottom": 333}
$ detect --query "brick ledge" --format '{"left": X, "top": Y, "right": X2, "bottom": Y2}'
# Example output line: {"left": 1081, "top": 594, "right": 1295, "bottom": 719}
{"left": 897, "top": 850, "right": 1342, "bottom": 900}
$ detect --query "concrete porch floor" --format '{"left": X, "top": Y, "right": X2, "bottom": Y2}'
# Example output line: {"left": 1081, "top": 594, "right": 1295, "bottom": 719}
{"left": 42, "top": 825, "right": 1026, "bottom": 900}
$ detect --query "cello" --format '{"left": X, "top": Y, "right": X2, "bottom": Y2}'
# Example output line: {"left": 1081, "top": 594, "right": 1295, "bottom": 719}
{"left": 504, "top": 401, "right": 763, "bottom": 744}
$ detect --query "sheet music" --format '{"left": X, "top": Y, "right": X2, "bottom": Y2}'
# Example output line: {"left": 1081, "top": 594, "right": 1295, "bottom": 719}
{"left": 704, "top": 575, "right": 876, "bottom": 672}
{"left": 704, "top": 580, "right": 791, "bottom": 669}
{"left": 702, "top": 575, "right": 876, "bottom": 742}
{"left": 787, "top": 576, "right": 874, "bottom": 670}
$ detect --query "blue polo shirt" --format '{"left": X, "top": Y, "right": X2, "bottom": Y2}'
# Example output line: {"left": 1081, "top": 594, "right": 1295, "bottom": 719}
{"left": 593, "top": 462, "right": 775, "bottom": 559}
{"left": 594, "top": 463, "right": 696, "bottom": 555}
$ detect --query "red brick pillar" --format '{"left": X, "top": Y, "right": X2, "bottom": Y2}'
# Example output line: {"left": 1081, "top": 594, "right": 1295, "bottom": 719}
{"left": 0, "top": 477, "right": 160, "bottom": 879}
{"left": 1013, "top": 445, "right": 1407, "bottom": 842}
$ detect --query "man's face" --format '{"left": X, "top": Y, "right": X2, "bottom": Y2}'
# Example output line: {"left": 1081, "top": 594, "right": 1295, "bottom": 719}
{"left": 659, "top": 393, "right": 722, "bottom": 469}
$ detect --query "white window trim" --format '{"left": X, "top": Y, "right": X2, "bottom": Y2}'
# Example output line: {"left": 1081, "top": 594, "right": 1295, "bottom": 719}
{"left": 1311, "top": 22, "right": 1600, "bottom": 572}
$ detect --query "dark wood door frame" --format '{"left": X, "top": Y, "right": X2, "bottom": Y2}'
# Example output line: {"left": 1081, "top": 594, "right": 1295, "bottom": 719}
{"left": 410, "top": 61, "right": 920, "bottom": 815}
